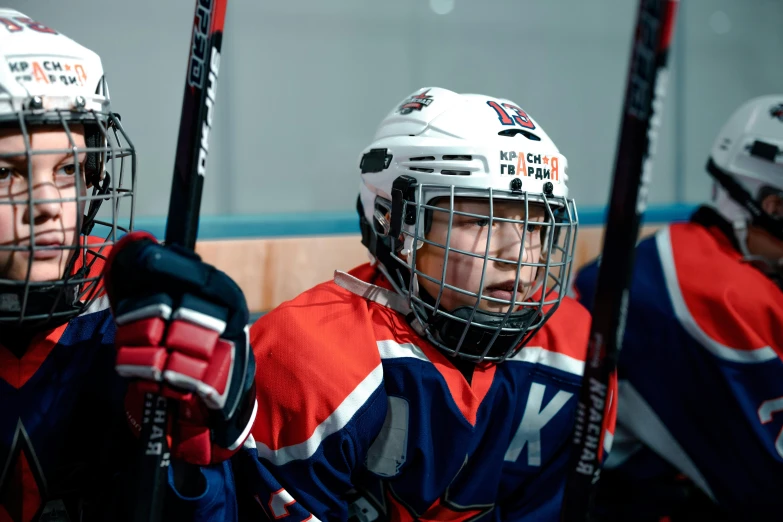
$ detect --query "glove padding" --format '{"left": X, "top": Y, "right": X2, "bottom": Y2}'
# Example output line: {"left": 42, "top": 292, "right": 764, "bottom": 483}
{"left": 104, "top": 231, "right": 257, "bottom": 466}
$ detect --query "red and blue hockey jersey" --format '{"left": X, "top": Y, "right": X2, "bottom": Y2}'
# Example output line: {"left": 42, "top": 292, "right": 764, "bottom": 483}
{"left": 574, "top": 207, "right": 783, "bottom": 520}
{"left": 232, "top": 262, "right": 616, "bottom": 521}
{"left": 0, "top": 241, "right": 237, "bottom": 522}
{"left": 0, "top": 240, "right": 129, "bottom": 522}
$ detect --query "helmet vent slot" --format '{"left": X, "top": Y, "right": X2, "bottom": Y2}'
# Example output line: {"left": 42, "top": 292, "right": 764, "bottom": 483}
{"left": 442, "top": 155, "right": 472, "bottom": 161}
{"left": 409, "top": 156, "right": 435, "bottom": 161}
{"left": 441, "top": 170, "right": 471, "bottom": 176}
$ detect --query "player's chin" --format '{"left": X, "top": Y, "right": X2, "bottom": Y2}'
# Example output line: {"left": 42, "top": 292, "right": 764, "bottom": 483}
{"left": 7, "top": 257, "right": 67, "bottom": 283}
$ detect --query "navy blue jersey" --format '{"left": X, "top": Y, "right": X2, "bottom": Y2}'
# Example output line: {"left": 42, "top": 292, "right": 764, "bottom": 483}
{"left": 574, "top": 211, "right": 783, "bottom": 520}
{"left": 0, "top": 297, "right": 123, "bottom": 522}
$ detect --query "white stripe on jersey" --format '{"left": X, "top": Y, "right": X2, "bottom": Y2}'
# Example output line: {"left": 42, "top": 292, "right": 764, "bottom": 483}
{"left": 255, "top": 363, "right": 384, "bottom": 466}
{"left": 507, "top": 345, "right": 585, "bottom": 376}
{"left": 376, "top": 339, "right": 431, "bottom": 363}
{"left": 378, "top": 338, "right": 586, "bottom": 376}
{"left": 80, "top": 293, "right": 110, "bottom": 316}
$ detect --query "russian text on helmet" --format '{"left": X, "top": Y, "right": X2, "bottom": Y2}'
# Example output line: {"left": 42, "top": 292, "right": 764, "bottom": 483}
{"left": 7, "top": 56, "right": 88, "bottom": 88}
{"left": 499, "top": 150, "right": 560, "bottom": 181}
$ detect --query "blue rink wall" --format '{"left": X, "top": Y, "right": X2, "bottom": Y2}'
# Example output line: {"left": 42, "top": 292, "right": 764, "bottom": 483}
{"left": 133, "top": 204, "right": 698, "bottom": 241}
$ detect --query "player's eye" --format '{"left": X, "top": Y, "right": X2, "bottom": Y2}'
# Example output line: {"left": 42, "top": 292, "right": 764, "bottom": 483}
{"left": 0, "top": 167, "right": 17, "bottom": 181}
{"left": 473, "top": 218, "right": 490, "bottom": 228}
{"left": 56, "top": 164, "right": 78, "bottom": 176}
{"left": 526, "top": 222, "right": 540, "bottom": 233}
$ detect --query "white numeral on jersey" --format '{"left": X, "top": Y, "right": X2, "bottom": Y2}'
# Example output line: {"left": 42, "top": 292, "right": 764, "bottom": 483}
{"left": 504, "top": 382, "right": 573, "bottom": 466}
{"left": 758, "top": 396, "right": 783, "bottom": 459}
{"left": 268, "top": 489, "right": 296, "bottom": 518}
{"left": 258, "top": 489, "right": 322, "bottom": 521}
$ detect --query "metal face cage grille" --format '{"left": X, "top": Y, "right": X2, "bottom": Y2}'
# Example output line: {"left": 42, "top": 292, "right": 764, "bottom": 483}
{"left": 385, "top": 183, "right": 578, "bottom": 362}
{"left": 0, "top": 108, "right": 135, "bottom": 326}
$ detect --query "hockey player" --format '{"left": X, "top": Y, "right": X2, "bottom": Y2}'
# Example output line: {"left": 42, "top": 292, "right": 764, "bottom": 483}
{"left": 573, "top": 95, "right": 783, "bottom": 521}
{"left": 230, "top": 87, "right": 617, "bottom": 521}
{"left": 0, "top": 9, "right": 256, "bottom": 521}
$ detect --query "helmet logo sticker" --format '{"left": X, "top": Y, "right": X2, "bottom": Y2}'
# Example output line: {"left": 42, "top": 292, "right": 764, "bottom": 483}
{"left": 0, "top": 15, "right": 57, "bottom": 34}
{"left": 499, "top": 150, "right": 560, "bottom": 181}
{"left": 397, "top": 89, "right": 434, "bottom": 114}
{"left": 770, "top": 103, "right": 783, "bottom": 122}
{"left": 8, "top": 57, "right": 88, "bottom": 88}
{"left": 487, "top": 101, "right": 536, "bottom": 130}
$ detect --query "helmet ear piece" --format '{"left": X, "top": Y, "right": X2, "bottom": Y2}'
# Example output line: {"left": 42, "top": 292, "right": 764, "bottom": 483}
{"left": 80, "top": 120, "right": 116, "bottom": 235}
{"left": 84, "top": 125, "right": 104, "bottom": 188}
{"left": 81, "top": 172, "right": 111, "bottom": 235}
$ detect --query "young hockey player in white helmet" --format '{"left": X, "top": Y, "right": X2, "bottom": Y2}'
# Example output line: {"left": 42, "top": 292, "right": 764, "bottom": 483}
{"left": 230, "top": 87, "right": 616, "bottom": 521}
{"left": 0, "top": 9, "right": 256, "bottom": 521}
{"left": 574, "top": 95, "right": 783, "bottom": 521}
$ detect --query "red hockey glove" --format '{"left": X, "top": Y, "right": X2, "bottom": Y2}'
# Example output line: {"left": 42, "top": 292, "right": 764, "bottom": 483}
{"left": 104, "top": 231, "right": 257, "bottom": 466}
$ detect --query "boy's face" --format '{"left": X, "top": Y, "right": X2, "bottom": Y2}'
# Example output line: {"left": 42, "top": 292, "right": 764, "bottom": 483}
{"left": 416, "top": 197, "right": 546, "bottom": 314}
{"left": 0, "top": 125, "right": 87, "bottom": 282}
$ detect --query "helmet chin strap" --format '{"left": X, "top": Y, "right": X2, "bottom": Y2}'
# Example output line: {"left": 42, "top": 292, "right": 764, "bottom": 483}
{"left": 402, "top": 232, "right": 422, "bottom": 296}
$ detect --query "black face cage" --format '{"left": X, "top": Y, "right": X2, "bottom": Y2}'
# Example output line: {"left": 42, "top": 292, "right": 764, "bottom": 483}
{"left": 707, "top": 153, "right": 783, "bottom": 244}
{"left": 360, "top": 176, "right": 579, "bottom": 363}
{"left": 0, "top": 107, "right": 136, "bottom": 328}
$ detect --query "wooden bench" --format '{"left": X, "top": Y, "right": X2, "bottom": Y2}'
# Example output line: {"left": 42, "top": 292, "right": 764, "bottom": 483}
{"left": 195, "top": 225, "right": 663, "bottom": 314}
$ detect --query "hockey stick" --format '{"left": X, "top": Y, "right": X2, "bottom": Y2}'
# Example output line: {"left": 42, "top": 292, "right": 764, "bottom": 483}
{"left": 559, "top": 1, "right": 679, "bottom": 520}
{"left": 131, "top": 1, "right": 228, "bottom": 521}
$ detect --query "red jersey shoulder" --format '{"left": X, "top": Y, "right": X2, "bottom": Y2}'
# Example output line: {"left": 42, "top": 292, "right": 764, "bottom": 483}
{"left": 667, "top": 223, "right": 783, "bottom": 352}
{"left": 249, "top": 265, "right": 384, "bottom": 451}
{"left": 526, "top": 294, "right": 591, "bottom": 363}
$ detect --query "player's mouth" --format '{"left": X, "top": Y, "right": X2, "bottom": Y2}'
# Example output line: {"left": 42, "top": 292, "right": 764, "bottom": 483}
{"left": 19, "top": 234, "right": 66, "bottom": 259}
{"left": 483, "top": 280, "right": 530, "bottom": 302}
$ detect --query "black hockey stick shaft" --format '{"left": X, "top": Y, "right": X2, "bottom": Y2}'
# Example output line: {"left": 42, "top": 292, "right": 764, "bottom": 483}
{"left": 560, "top": 1, "right": 679, "bottom": 520}
{"left": 132, "top": 1, "right": 228, "bottom": 521}
{"left": 165, "top": 0, "right": 228, "bottom": 250}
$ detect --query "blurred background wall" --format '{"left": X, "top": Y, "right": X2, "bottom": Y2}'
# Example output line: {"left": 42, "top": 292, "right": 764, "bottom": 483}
{"left": 7, "top": 0, "right": 782, "bottom": 312}
{"left": 9, "top": 0, "right": 783, "bottom": 217}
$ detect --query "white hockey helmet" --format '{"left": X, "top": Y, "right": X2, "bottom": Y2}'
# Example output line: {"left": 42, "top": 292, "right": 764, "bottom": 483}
{"left": 0, "top": 9, "right": 136, "bottom": 327}
{"left": 707, "top": 95, "right": 783, "bottom": 263}
{"left": 358, "top": 87, "right": 578, "bottom": 362}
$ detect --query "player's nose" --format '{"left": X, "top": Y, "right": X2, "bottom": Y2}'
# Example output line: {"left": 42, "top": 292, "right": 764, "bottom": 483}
{"left": 491, "top": 222, "right": 527, "bottom": 266}
{"left": 23, "top": 179, "right": 63, "bottom": 225}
